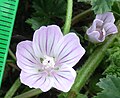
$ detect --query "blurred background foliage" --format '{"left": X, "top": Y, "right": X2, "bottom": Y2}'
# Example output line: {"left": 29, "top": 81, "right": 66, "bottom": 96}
{"left": 1, "top": 0, "right": 120, "bottom": 98}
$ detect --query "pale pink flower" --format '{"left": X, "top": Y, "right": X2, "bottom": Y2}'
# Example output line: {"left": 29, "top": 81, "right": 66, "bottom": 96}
{"left": 16, "top": 25, "right": 85, "bottom": 92}
{"left": 87, "top": 12, "right": 118, "bottom": 43}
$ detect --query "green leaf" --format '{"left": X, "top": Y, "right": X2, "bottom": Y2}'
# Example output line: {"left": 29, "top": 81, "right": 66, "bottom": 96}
{"left": 78, "top": 0, "right": 120, "bottom": 14}
{"left": 91, "top": 0, "right": 114, "bottom": 14}
{"left": 94, "top": 75, "right": 120, "bottom": 98}
{"left": 58, "top": 93, "right": 67, "bottom": 98}
{"left": 76, "top": 94, "right": 88, "bottom": 98}
{"left": 58, "top": 93, "right": 87, "bottom": 98}
{"left": 26, "top": 17, "right": 52, "bottom": 30}
{"left": 77, "top": 0, "right": 90, "bottom": 2}
{"left": 107, "top": 46, "right": 120, "bottom": 67}
{"left": 104, "top": 37, "right": 120, "bottom": 76}
{"left": 104, "top": 64, "right": 120, "bottom": 77}
{"left": 26, "top": 0, "right": 66, "bottom": 30}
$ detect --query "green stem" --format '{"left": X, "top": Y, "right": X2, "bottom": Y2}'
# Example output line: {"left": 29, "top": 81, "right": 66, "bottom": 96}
{"left": 72, "top": 8, "right": 93, "bottom": 26}
{"left": 67, "top": 34, "right": 118, "bottom": 98}
{"left": 9, "top": 49, "right": 16, "bottom": 61}
{"left": 8, "top": 49, "right": 20, "bottom": 70}
{"left": 13, "top": 89, "right": 42, "bottom": 98}
{"left": 4, "top": 50, "right": 21, "bottom": 97}
{"left": 6, "top": 60, "right": 15, "bottom": 63}
{"left": 4, "top": 78, "right": 21, "bottom": 98}
{"left": 63, "top": 0, "right": 73, "bottom": 35}
{"left": 113, "top": 11, "right": 120, "bottom": 17}
{"left": 8, "top": 63, "right": 20, "bottom": 71}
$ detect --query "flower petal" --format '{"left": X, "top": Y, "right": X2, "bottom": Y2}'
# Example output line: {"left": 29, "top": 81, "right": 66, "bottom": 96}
{"left": 33, "top": 25, "right": 63, "bottom": 58}
{"left": 20, "top": 71, "right": 53, "bottom": 92}
{"left": 87, "top": 31, "right": 105, "bottom": 43}
{"left": 16, "top": 41, "right": 41, "bottom": 73}
{"left": 52, "top": 65, "right": 76, "bottom": 92}
{"left": 86, "top": 19, "right": 103, "bottom": 35}
{"left": 103, "top": 23, "right": 118, "bottom": 36}
{"left": 54, "top": 33, "right": 85, "bottom": 67}
{"left": 96, "top": 12, "right": 115, "bottom": 23}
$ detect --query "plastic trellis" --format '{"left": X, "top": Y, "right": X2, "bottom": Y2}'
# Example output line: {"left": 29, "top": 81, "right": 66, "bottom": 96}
{"left": 0, "top": 0, "right": 19, "bottom": 87}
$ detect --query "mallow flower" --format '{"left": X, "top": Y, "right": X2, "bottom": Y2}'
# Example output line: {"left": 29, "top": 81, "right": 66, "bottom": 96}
{"left": 16, "top": 25, "right": 85, "bottom": 92}
{"left": 86, "top": 12, "right": 118, "bottom": 43}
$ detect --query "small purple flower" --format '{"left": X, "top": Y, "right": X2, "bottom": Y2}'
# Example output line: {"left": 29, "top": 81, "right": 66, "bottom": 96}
{"left": 86, "top": 12, "right": 118, "bottom": 43}
{"left": 16, "top": 25, "right": 85, "bottom": 92}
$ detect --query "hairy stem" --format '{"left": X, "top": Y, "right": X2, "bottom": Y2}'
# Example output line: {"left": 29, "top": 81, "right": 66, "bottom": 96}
{"left": 4, "top": 78, "right": 21, "bottom": 98}
{"left": 63, "top": 0, "right": 73, "bottom": 34}
{"left": 9, "top": 49, "right": 16, "bottom": 61}
{"left": 72, "top": 8, "right": 93, "bottom": 26}
{"left": 67, "top": 34, "right": 118, "bottom": 98}
{"left": 4, "top": 49, "right": 20, "bottom": 98}
{"left": 13, "top": 89, "right": 42, "bottom": 98}
{"left": 6, "top": 60, "right": 15, "bottom": 63}
{"left": 8, "top": 49, "right": 20, "bottom": 70}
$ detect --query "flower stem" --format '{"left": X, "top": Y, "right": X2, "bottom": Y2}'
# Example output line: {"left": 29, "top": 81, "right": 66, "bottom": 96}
{"left": 6, "top": 60, "right": 15, "bottom": 63}
{"left": 4, "top": 78, "right": 21, "bottom": 98}
{"left": 113, "top": 11, "right": 120, "bottom": 17}
{"left": 13, "top": 89, "right": 42, "bottom": 98}
{"left": 8, "top": 63, "right": 20, "bottom": 71}
{"left": 63, "top": 0, "right": 73, "bottom": 35}
{"left": 67, "top": 34, "right": 118, "bottom": 98}
{"left": 71, "top": 8, "right": 93, "bottom": 26}
{"left": 9, "top": 49, "right": 16, "bottom": 61}
{"left": 4, "top": 50, "right": 21, "bottom": 98}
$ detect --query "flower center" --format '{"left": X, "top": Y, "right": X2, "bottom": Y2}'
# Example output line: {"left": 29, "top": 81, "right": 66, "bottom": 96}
{"left": 41, "top": 55, "right": 55, "bottom": 69}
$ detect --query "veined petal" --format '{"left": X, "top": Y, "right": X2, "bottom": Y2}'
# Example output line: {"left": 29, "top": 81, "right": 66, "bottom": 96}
{"left": 20, "top": 71, "right": 53, "bottom": 92}
{"left": 94, "top": 19, "right": 103, "bottom": 28}
{"left": 32, "top": 26, "right": 46, "bottom": 58}
{"left": 52, "top": 65, "right": 76, "bottom": 92}
{"left": 96, "top": 12, "right": 115, "bottom": 23}
{"left": 16, "top": 41, "right": 41, "bottom": 73}
{"left": 86, "top": 19, "right": 103, "bottom": 35}
{"left": 46, "top": 25, "right": 63, "bottom": 56}
{"left": 103, "top": 23, "right": 118, "bottom": 36}
{"left": 87, "top": 31, "right": 105, "bottom": 43}
{"left": 54, "top": 33, "right": 85, "bottom": 67}
{"left": 33, "top": 25, "right": 63, "bottom": 58}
